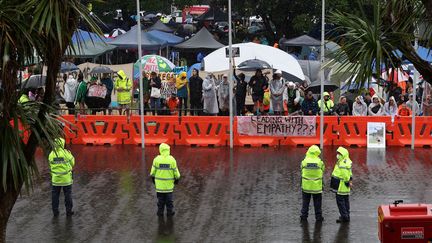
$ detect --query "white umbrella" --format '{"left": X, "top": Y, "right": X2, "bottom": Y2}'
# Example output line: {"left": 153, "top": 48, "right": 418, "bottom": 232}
{"left": 203, "top": 42, "right": 305, "bottom": 81}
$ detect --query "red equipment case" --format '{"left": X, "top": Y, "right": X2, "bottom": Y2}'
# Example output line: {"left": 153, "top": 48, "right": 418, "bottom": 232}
{"left": 378, "top": 201, "right": 432, "bottom": 242}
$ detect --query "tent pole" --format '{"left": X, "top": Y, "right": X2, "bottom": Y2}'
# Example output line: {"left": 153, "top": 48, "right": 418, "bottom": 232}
{"left": 228, "top": 0, "right": 234, "bottom": 149}
{"left": 319, "top": 0, "right": 325, "bottom": 150}
{"left": 136, "top": 0, "right": 145, "bottom": 149}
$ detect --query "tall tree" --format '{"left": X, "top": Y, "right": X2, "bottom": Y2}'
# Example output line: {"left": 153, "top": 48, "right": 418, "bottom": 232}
{"left": 0, "top": 0, "right": 99, "bottom": 241}
{"left": 330, "top": 0, "right": 432, "bottom": 87}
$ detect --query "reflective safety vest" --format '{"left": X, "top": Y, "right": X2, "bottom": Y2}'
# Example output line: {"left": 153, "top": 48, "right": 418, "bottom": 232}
{"left": 301, "top": 157, "right": 325, "bottom": 194}
{"left": 331, "top": 158, "right": 352, "bottom": 195}
{"left": 318, "top": 99, "right": 334, "bottom": 113}
{"left": 48, "top": 138, "right": 75, "bottom": 186}
{"left": 150, "top": 143, "right": 180, "bottom": 193}
{"left": 115, "top": 70, "right": 132, "bottom": 105}
{"left": 19, "top": 94, "right": 30, "bottom": 103}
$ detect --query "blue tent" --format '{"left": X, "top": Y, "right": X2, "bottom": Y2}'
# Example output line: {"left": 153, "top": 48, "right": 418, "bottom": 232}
{"left": 147, "top": 30, "right": 183, "bottom": 46}
{"left": 187, "top": 63, "right": 202, "bottom": 79}
{"left": 109, "top": 25, "right": 167, "bottom": 50}
{"left": 72, "top": 29, "right": 106, "bottom": 44}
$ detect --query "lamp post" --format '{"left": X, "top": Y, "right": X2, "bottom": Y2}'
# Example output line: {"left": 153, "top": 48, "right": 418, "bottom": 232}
{"left": 228, "top": 0, "right": 234, "bottom": 149}
{"left": 136, "top": 0, "right": 145, "bottom": 149}
{"left": 411, "top": 33, "right": 419, "bottom": 150}
{"left": 319, "top": 0, "right": 325, "bottom": 149}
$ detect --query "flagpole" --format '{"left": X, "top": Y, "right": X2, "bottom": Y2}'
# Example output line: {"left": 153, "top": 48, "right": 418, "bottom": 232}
{"left": 319, "top": 0, "right": 325, "bottom": 149}
{"left": 228, "top": 0, "right": 234, "bottom": 149}
{"left": 136, "top": 0, "right": 145, "bottom": 149}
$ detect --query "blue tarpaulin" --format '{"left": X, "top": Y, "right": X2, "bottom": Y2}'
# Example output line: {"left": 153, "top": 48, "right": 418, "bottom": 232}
{"left": 109, "top": 25, "right": 167, "bottom": 50}
{"left": 72, "top": 29, "right": 106, "bottom": 44}
{"left": 147, "top": 30, "right": 184, "bottom": 46}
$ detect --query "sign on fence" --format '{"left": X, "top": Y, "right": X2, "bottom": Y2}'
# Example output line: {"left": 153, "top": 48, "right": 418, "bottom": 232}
{"left": 237, "top": 116, "right": 316, "bottom": 136}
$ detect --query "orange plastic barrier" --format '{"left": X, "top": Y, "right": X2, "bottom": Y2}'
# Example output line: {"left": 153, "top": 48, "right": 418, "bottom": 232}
{"left": 334, "top": 116, "right": 392, "bottom": 147}
{"left": 60, "top": 115, "right": 76, "bottom": 144}
{"left": 282, "top": 116, "right": 338, "bottom": 146}
{"left": 124, "top": 115, "right": 178, "bottom": 146}
{"left": 176, "top": 116, "right": 229, "bottom": 146}
{"left": 72, "top": 115, "right": 128, "bottom": 145}
{"left": 387, "top": 117, "right": 432, "bottom": 147}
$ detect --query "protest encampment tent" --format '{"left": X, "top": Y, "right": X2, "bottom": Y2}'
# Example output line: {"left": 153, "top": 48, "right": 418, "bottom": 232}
{"left": 146, "top": 20, "right": 174, "bottom": 33}
{"left": 283, "top": 35, "right": 321, "bottom": 46}
{"left": 109, "top": 25, "right": 167, "bottom": 50}
{"left": 147, "top": 30, "right": 184, "bottom": 46}
{"left": 174, "top": 27, "right": 224, "bottom": 50}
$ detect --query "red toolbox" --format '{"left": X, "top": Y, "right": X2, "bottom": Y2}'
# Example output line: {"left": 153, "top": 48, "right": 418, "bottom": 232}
{"left": 378, "top": 201, "right": 432, "bottom": 242}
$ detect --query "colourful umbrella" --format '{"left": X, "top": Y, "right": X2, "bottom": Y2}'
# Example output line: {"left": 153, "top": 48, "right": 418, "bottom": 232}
{"left": 134, "top": 55, "right": 175, "bottom": 73}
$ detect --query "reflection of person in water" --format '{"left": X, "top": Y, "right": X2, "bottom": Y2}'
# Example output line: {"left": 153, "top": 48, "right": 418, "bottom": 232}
{"left": 157, "top": 216, "right": 174, "bottom": 242}
{"left": 334, "top": 224, "right": 350, "bottom": 243}
{"left": 301, "top": 221, "right": 323, "bottom": 242}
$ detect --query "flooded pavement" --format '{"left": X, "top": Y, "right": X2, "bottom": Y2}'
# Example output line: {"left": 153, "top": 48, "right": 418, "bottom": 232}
{"left": 6, "top": 146, "right": 432, "bottom": 243}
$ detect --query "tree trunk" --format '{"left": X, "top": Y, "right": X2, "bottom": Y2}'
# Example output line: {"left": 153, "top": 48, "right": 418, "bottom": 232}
{"left": 0, "top": 184, "right": 21, "bottom": 243}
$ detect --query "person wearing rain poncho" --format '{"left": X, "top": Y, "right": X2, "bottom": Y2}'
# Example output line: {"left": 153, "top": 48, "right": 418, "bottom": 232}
{"left": 352, "top": 96, "right": 368, "bottom": 116}
{"left": 269, "top": 70, "right": 286, "bottom": 115}
{"left": 202, "top": 74, "right": 219, "bottom": 115}
{"left": 384, "top": 96, "right": 398, "bottom": 117}
{"left": 176, "top": 72, "right": 189, "bottom": 116}
{"left": 368, "top": 95, "right": 384, "bottom": 116}
{"left": 218, "top": 74, "right": 230, "bottom": 116}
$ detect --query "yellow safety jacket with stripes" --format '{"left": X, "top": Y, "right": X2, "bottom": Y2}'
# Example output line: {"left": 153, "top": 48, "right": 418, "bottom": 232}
{"left": 301, "top": 145, "right": 325, "bottom": 194}
{"left": 48, "top": 138, "right": 75, "bottom": 186}
{"left": 331, "top": 147, "right": 353, "bottom": 195}
{"left": 150, "top": 143, "right": 180, "bottom": 193}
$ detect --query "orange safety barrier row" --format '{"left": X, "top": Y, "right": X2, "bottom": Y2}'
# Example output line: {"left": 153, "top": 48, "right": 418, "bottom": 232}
{"left": 60, "top": 115, "right": 432, "bottom": 147}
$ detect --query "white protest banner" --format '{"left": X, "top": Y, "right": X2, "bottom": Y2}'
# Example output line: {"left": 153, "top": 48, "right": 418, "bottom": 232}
{"left": 237, "top": 116, "right": 316, "bottom": 136}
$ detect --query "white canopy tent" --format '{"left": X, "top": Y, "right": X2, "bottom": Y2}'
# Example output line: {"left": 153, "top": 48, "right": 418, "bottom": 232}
{"left": 203, "top": 42, "right": 305, "bottom": 81}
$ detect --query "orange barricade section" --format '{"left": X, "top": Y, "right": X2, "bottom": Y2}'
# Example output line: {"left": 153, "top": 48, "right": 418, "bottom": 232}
{"left": 334, "top": 116, "right": 392, "bottom": 147}
{"left": 388, "top": 117, "right": 432, "bottom": 147}
{"left": 283, "top": 116, "right": 338, "bottom": 146}
{"left": 60, "top": 115, "right": 76, "bottom": 144}
{"left": 177, "top": 116, "right": 229, "bottom": 146}
{"left": 124, "top": 116, "right": 178, "bottom": 146}
{"left": 72, "top": 115, "right": 128, "bottom": 145}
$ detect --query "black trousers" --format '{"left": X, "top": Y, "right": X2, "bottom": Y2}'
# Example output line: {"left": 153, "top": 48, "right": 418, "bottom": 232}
{"left": 157, "top": 192, "right": 174, "bottom": 216}
{"left": 301, "top": 192, "right": 322, "bottom": 219}
{"left": 236, "top": 96, "right": 246, "bottom": 115}
{"left": 66, "top": 102, "right": 75, "bottom": 115}
{"left": 336, "top": 194, "right": 350, "bottom": 220}
{"left": 178, "top": 97, "right": 188, "bottom": 116}
{"left": 52, "top": 185, "right": 73, "bottom": 215}
{"left": 190, "top": 98, "right": 202, "bottom": 116}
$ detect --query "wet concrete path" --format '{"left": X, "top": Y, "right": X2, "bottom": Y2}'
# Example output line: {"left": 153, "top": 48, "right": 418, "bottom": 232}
{"left": 6, "top": 146, "right": 432, "bottom": 242}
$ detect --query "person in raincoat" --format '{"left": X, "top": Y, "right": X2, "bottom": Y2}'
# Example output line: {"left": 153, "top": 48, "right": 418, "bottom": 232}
{"left": 269, "top": 70, "right": 286, "bottom": 115}
{"left": 384, "top": 96, "right": 398, "bottom": 117}
{"left": 300, "top": 145, "right": 325, "bottom": 222}
{"left": 318, "top": 92, "right": 334, "bottom": 115}
{"left": 64, "top": 75, "right": 78, "bottom": 115}
{"left": 202, "top": 74, "right": 219, "bottom": 115}
{"left": 189, "top": 68, "right": 203, "bottom": 116}
{"left": 330, "top": 146, "right": 353, "bottom": 223}
{"left": 176, "top": 71, "right": 189, "bottom": 116}
{"left": 48, "top": 138, "right": 75, "bottom": 217}
{"left": 368, "top": 95, "right": 384, "bottom": 116}
{"left": 218, "top": 74, "right": 230, "bottom": 116}
{"left": 114, "top": 70, "right": 132, "bottom": 116}
{"left": 352, "top": 96, "right": 368, "bottom": 116}
{"left": 150, "top": 143, "right": 180, "bottom": 217}
{"left": 284, "top": 82, "right": 301, "bottom": 114}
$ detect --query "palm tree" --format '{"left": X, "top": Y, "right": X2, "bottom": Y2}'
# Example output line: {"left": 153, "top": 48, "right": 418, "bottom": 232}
{"left": 329, "top": 0, "right": 432, "bottom": 87}
{"left": 0, "top": 0, "right": 100, "bottom": 241}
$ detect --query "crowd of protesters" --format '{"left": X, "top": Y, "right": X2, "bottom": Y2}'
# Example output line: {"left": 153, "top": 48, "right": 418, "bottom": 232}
{"left": 45, "top": 68, "right": 432, "bottom": 117}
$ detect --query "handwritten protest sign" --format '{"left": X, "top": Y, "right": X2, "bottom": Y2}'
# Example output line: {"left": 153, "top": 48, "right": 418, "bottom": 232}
{"left": 237, "top": 116, "right": 316, "bottom": 136}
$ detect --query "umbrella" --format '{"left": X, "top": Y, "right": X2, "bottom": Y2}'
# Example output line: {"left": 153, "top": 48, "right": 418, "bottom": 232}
{"left": 133, "top": 55, "right": 175, "bottom": 80}
{"left": 61, "top": 62, "right": 79, "bottom": 73}
{"left": 306, "top": 80, "right": 339, "bottom": 93}
{"left": 237, "top": 59, "right": 272, "bottom": 71}
{"left": 90, "top": 66, "right": 114, "bottom": 74}
{"left": 109, "top": 28, "right": 126, "bottom": 38}
{"left": 22, "top": 75, "right": 46, "bottom": 88}
{"left": 187, "top": 63, "right": 202, "bottom": 79}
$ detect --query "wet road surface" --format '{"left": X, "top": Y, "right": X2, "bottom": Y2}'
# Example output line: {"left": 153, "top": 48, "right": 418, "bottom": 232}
{"left": 6, "top": 146, "right": 432, "bottom": 242}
